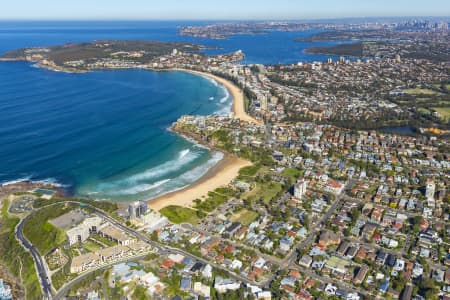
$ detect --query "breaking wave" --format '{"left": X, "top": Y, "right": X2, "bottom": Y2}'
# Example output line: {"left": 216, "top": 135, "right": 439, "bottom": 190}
{"left": 0, "top": 176, "right": 69, "bottom": 188}
{"left": 117, "top": 179, "right": 171, "bottom": 195}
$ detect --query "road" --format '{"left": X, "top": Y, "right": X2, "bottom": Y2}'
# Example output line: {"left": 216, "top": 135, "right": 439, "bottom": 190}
{"left": 15, "top": 214, "right": 53, "bottom": 299}
{"left": 17, "top": 200, "right": 263, "bottom": 299}
{"left": 52, "top": 252, "right": 152, "bottom": 300}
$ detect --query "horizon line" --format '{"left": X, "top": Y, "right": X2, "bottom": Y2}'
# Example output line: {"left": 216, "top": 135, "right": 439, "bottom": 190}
{"left": 0, "top": 15, "right": 449, "bottom": 22}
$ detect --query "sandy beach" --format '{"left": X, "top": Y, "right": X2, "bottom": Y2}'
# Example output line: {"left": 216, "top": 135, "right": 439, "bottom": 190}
{"left": 176, "top": 69, "right": 262, "bottom": 125}
{"left": 148, "top": 155, "right": 251, "bottom": 211}
{"left": 147, "top": 68, "right": 259, "bottom": 211}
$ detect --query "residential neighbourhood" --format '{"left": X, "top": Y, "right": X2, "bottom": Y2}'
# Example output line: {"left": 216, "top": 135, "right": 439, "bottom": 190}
{"left": 0, "top": 15, "right": 448, "bottom": 300}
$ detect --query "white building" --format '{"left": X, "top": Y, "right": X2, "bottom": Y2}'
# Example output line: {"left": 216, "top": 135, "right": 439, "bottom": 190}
{"left": 140, "top": 211, "right": 168, "bottom": 232}
{"left": 202, "top": 264, "right": 213, "bottom": 280}
{"left": 214, "top": 277, "right": 241, "bottom": 293}
{"left": 193, "top": 282, "right": 211, "bottom": 298}
{"left": 294, "top": 179, "right": 308, "bottom": 199}
{"left": 66, "top": 216, "right": 103, "bottom": 246}
{"left": 425, "top": 181, "right": 435, "bottom": 200}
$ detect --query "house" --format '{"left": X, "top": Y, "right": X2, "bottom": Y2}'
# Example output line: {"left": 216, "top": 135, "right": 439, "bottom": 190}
{"left": 353, "top": 264, "right": 369, "bottom": 285}
{"left": 394, "top": 259, "right": 405, "bottom": 271}
{"left": 166, "top": 253, "right": 184, "bottom": 264}
{"left": 376, "top": 252, "right": 388, "bottom": 266}
{"left": 379, "top": 278, "right": 390, "bottom": 294}
{"left": 318, "top": 231, "right": 341, "bottom": 248}
{"left": 180, "top": 277, "right": 192, "bottom": 291}
{"left": 325, "top": 180, "right": 345, "bottom": 194}
{"left": 323, "top": 256, "right": 348, "bottom": 278}
{"left": 214, "top": 277, "right": 240, "bottom": 293}
{"left": 161, "top": 259, "right": 174, "bottom": 269}
{"left": 231, "top": 259, "right": 243, "bottom": 270}
{"left": 336, "top": 241, "right": 350, "bottom": 256}
{"left": 254, "top": 257, "right": 266, "bottom": 269}
{"left": 312, "top": 198, "right": 327, "bottom": 212}
{"left": 432, "top": 269, "right": 445, "bottom": 282}
{"left": 361, "top": 223, "right": 377, "bottom": 241}
{"left": 224, "top": 222, "right": 241, "bottom": 237}
{"left": 298, "top": 255, "right": 313, "bottom": 268}
{"left": 412, "top": 263, "right": 423, "bottom": 278}
{"left": 279, "top": 236, "right": 294, "bottom": 252}
{"left": 193, "top": 282, "right": 210, "bottom": 298}
{"left": 400, "top": 284, "right": 413, "bottom": 300}
{"left": 235, "top": 226, "right": 249, "bottom": 240}
{"left": 346, "top": 246, "right": 358, "bottom": 259}
{"left": 202, "top": 264, "right": 213, "bottom": 279}
{"left": 382, "top": 237, "right": 399, "bottom": 248}
{"left": 200, "top": 237, "right": 220, "bottom": 256}
{"left": 257, "top": 291, "right": 272, "bottom": 300}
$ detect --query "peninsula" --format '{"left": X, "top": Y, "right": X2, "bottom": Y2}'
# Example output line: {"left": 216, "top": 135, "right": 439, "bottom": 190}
{"left": 1, "top": 23, "right": 449, "bottom": 299}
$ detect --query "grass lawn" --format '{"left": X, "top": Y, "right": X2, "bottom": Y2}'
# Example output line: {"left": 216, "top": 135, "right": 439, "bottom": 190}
{"left": 23, "top": 203, "right": 75, "bottom": 255}
{"left": 432, "top": 107, "right": 450, "bottom": 121}
{"left": 283, "top": 168, "right": 304, "bottom": 181}
{"left": 193, "top": 187, "right": 234, "bottom": 212}
{"left": 52, "top": 264, "right": 77, "bottom": 290}
{"left": 82, "top": 240, "right": 103, "bottom": 252}
{"left": 405, "top": 88, "right": 439, "bottom": 95}
{"left": 0, "top": 201, "right": 41, "bottom": 298}
{"left": 231, "top": 209, "right": 259, "bottom": 226}
{"left": 418, "top": 107, "right": 431, "bottom": 115}
{"left": 91, "top": 235, "right": 117, "bottom": 247}
{"left": 238, "top": 164, "right": 261, "bottom": 178}
{"left": 416, "top": 97, "right": 431, "bottom": 102}
{"left": 160, "top": 205, "right": 202, "bottom": 224}
{"left": 244, "top": 182, "right": 283, "bottom": 204}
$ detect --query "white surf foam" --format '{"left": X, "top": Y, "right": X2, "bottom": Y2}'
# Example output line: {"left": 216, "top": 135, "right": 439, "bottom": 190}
{"left": 219, "top": 86, "right": 230, "bottom": 103}
{"left": 136, "top": 151, "right": 224, "bottom": 199}
{"left": 118, "top": 179, "right": 171, "bottom": 195}
{"left": 1, "top": 176, "right": 69, "bottom": 188}
{"left": 92, "top": 148, "right": 200, "bottom": 195}
{"left": 32, "top": 178, "right": 70, "bottom": 188}
{"left": 1, "top": 176, "right": 32, "bottom": 186}
{"left": 203, "top": 76, "right": 219, "bottom": 87}
{"left": 127, "top": 148, "right": 197, "bottom": 182}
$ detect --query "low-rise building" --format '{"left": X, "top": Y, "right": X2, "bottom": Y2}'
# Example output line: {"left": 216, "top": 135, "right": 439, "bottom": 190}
{"left": 70, "top": 253, "right": 102, "bottom": 273}
{"left": 99, "top": 225, "right": 135, "bottom": 246}
{"left": 97, "top": 245, "right": 130, "bottom": 262}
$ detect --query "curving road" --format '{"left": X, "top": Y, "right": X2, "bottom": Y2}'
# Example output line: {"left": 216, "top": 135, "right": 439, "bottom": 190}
{"left": 15, "top": 214, "right": 53, "bottom": 299}
{"left": 16, "top": 200, "right": 263, "bottom": 299}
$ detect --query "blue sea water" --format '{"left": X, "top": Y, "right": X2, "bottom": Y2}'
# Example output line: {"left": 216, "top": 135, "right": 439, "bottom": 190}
{"left": 0, "top": 21, "right": 343, "bottom": 201}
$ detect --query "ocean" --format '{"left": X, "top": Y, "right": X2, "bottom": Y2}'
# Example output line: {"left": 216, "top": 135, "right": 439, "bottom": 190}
{"left": 0, "top": 21, "right": 342, "bottom": 202}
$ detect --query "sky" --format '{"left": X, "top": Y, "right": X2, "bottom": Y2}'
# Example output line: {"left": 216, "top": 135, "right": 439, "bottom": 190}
{"left": 1, "top": 0, "right": 449, "bottom": 21}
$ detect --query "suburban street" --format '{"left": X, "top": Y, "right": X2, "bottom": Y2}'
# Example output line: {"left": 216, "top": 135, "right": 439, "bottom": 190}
{"left": 15, "top": 200, "right": 264, "bottom": 299}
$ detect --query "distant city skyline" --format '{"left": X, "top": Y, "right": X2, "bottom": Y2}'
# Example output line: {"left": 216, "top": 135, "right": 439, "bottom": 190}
{"left": 1, "top": 0, "right": 449, "bottom": 21}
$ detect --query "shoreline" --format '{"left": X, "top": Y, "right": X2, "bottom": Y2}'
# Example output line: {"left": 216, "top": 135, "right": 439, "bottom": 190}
{"left": 2, "top": 59, "right": 256, "bottom": 209}
{"left": 170, "top": 68, "right": 262, "bottom": 125}
{"left": 146, "top": 69, "right": 258, "bottom": 211}
{"left": 147, "top": 154, "right": 251, "bottom": 211}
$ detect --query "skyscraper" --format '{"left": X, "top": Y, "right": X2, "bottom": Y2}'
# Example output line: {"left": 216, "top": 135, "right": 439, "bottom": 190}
{"left": 425, "top": 181, "right": 435, "bottom": 200}
{"left": 294, "top": 179, "right": 308, "bottom": 200}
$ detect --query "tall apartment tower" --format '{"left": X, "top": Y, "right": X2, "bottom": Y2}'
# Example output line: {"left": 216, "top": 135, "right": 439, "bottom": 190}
{"left": 294, "top": 179, "right": 308, "bottom": 200}
{"left": 425, "top": 181, "right": 435, "bottom": 200}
